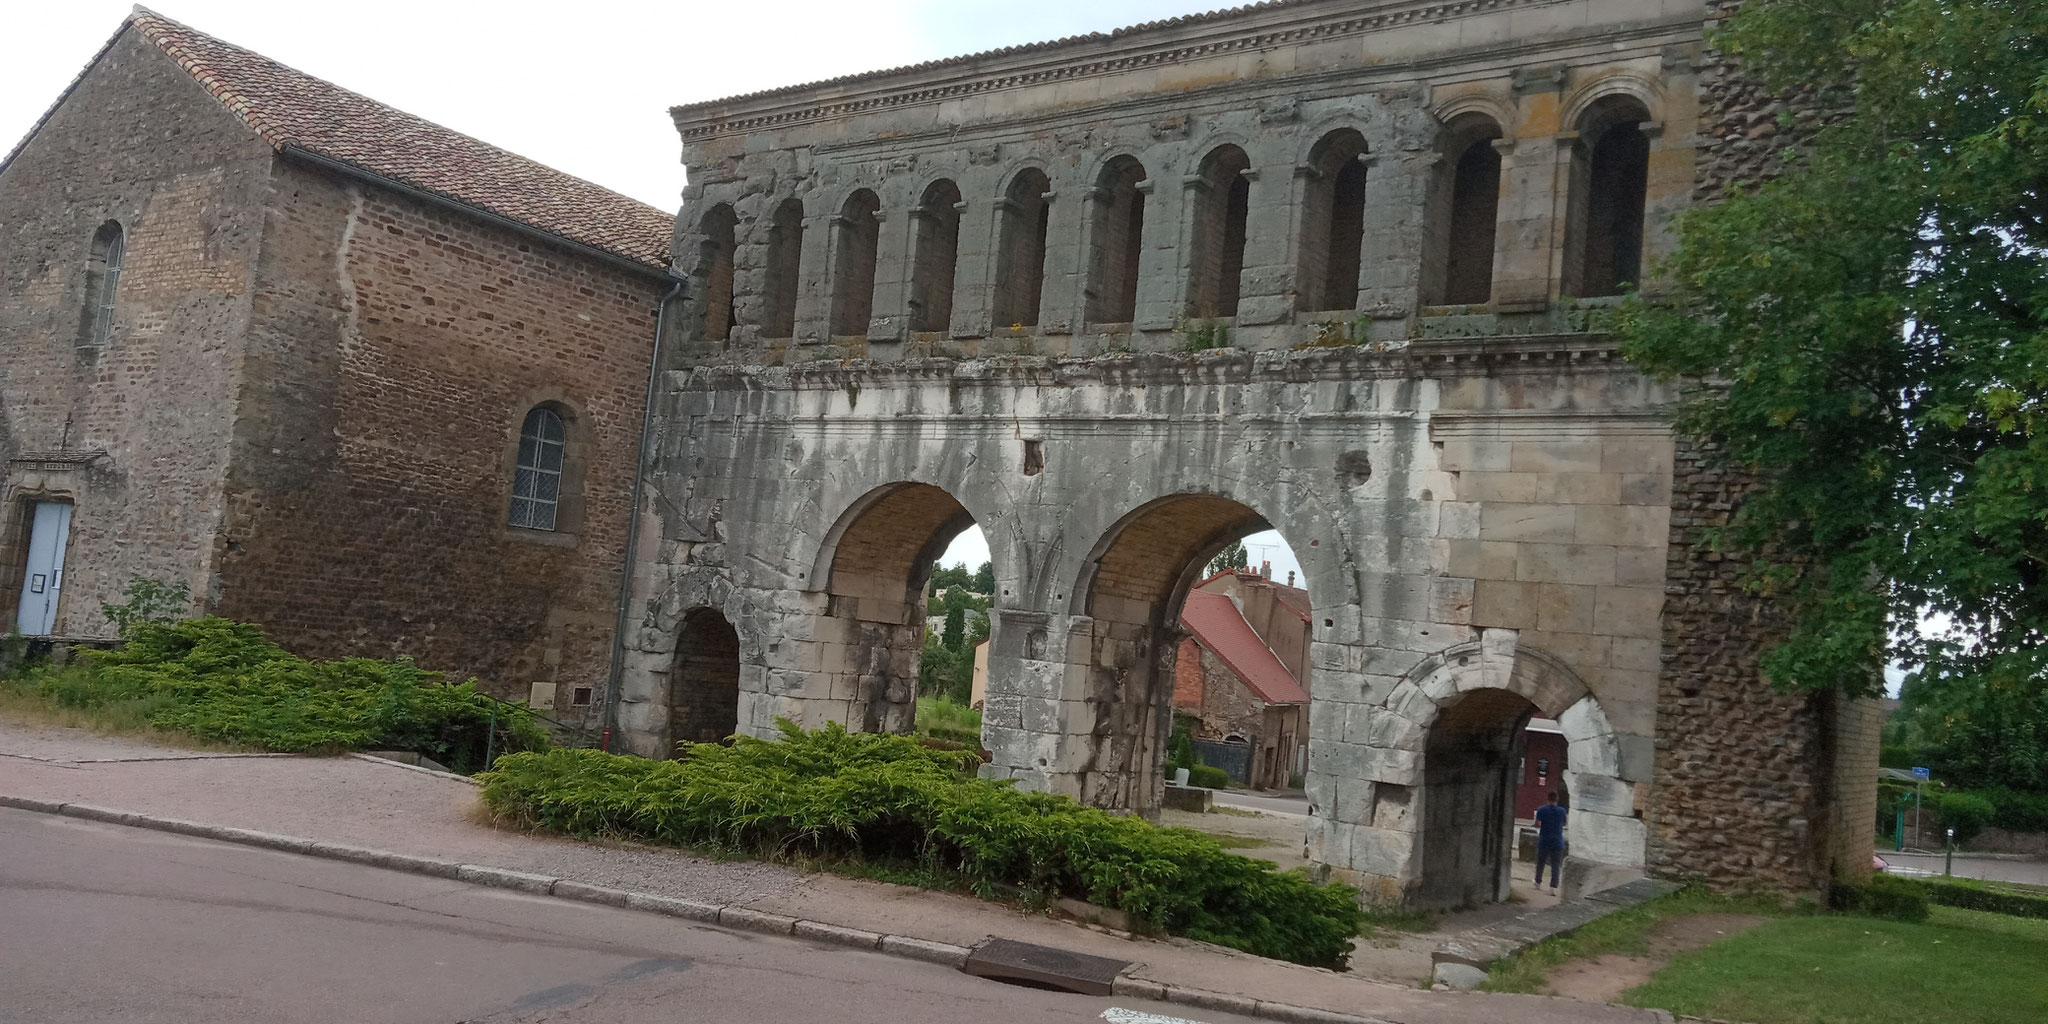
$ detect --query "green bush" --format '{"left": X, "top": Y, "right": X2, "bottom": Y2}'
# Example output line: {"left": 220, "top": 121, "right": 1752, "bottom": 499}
{"left": 1937, "top": 791, "right": 1998, "bottom": 844}
{"left": 1829, "top": 873, "right": 1931, "bottom": 923}
{"left": 1975, "top": 787, "right": 2048, "bottom": 835}
{"left": 1188, "top": 764, "right": 1231, "bottom": 790}
{"left": 1920, "top": 879, "right": 2048, "bottom": 920}
{"left": 17, "top": 618, "right": 545, "bottom": 771}
{"left": 480, "top": 722, "right": 1362, "bottom": 968}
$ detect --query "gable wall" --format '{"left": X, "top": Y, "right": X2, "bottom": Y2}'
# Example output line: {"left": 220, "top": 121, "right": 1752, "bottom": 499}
{"left": 0, "top": 27, "right": 273, "bottom": 634}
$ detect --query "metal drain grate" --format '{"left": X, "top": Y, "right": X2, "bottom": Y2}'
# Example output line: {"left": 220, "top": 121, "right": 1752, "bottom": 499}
{"left": 961, "top": 937, "right": 1133, "bottom": 995}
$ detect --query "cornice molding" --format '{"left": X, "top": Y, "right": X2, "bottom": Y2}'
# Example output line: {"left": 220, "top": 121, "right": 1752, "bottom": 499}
{"left": 672, "top": 0, "right": 1686, "bottom": 143}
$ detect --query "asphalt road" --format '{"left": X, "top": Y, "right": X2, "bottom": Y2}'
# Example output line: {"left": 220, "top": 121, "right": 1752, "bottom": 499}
{"left": 1212, "top": 790, "right": 1310, "bottom": 817}
{"left": 0, "top": 807, "right": 1263, "bottom": 1024}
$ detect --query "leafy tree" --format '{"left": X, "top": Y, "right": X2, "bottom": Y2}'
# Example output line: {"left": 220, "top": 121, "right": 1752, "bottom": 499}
{"left": 927, "top": 561, "right": 972, "bottom": 596}
{"left": 973, "top": 560, "right": 995, "bottom": 595}
{"left": 942, "top": 603, "right": 966, "bottom": 652}
{"left": 1207, "top": 540, "right": 1249, "bottom": 578}
{"left": 1619, "top": 1, "right": 2048, "bottom": 710}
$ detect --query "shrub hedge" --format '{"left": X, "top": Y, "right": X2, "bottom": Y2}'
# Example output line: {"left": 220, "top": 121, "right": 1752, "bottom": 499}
{"left": 480, "top": 722, "right": 1363, "bottom": 968}
{"left": 1829, "top": 873, "right": 1931, "bottom": 922}
{"left": 16, "top": 618, "right": 546, "bottom": 771}
{"left": 1919, "top": 879, "right": 2048, "bottom": 920}
{"left": 1188, "top": 764, "right": 1232, "bottom": 790}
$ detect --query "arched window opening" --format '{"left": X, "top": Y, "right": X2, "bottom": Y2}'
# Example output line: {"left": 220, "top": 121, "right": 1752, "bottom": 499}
{"left": 1417, "top": 688, "right": 1539, "bottom": 908}
{"left": 992, "top": 168, "right": 1051, "bottom": 328}
{"left": 762, "top": 198, "right": 804, "bottom": 339}
{"left": 814, "top": 483, "right": 992, "bottom": 736}
{"left": 829, "top": 189, "right": 881, "bottom": 337}
{"left": 1423, "top": 115, "right": 1503, "bottom": 306}
{"left": 1071, "top": 496, "right": 1315, "bottom": 812}
{"left": 79, "top": 220, "right": 125, "bottom": 349}
{"left": 697, "top": 204, "right": 738, "bottom": 343}
{"left": 670, "top": 607, "right": 742, "bottom": 751}
{"left": 909, "top": 179, "right": 963, "bottom": 333}
{"left": 1563, "top": 97, "right": 1652, "bottom": 298}
{"left": 1085, "top": 157, "right": 1147, "bottom": 325}
{"left": 1297, "top": 130, "right": 1369, "bottom": 313}
{"left": 509, "top": 406, "right": 566, "bottom": 531}
{"left": 1187, "top": 145, "right": 1253, "bottom": 319}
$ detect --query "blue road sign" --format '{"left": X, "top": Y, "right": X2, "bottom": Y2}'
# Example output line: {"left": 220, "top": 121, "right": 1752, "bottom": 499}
{"left": 1912, "top": 766, "right": 1931, "bottom": 780}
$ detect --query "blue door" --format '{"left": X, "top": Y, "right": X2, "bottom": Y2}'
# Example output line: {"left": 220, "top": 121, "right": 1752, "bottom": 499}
{"left": 16, "top": 502, "right": 73, "bottom": 635}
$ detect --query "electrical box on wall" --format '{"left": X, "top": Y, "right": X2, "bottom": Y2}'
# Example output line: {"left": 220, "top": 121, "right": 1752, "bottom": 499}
{"left": 528, "top": 681, "right": 556, "bottom": 711}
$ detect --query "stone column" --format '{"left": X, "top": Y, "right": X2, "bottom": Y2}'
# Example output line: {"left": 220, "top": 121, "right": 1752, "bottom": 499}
{"left": 868, "top": 202, "right": 910, "bottom": 341}
{"left": 1233, "top": 166, "right": 1293, "bottom": 327}
{"left": 1358, "top": 151, "right": 1427, "bottom": 314}
{"left": 951, "top": 195, "right": 995, "bottom": 339}
{"left": 791, "top": 200, "right": 835, "bottom": 345}
{"left": 1130, "top": 176, "right": 1175, "bottom": 330}
{"left": 1488, "top": 134, "right": 1562, "bottom": 312}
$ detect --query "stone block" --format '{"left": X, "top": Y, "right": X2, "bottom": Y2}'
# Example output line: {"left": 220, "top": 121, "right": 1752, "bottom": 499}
{"left": 1361, "top": 747, "right": 1420, "bottom": 785}
{"left": 1471, "top": 579, "right": 1538, "bottom": 630}
{"left": 1509, "top": 441, "right": 1604, "bottom": 474}
{"left": 1428, "top": 576, "right": 1474, "bottom": 624}
{"left": 1618, "top": 472, "right": 1672, "bottom": 507}
{"left": 1535, "top": 583, "right": 1598, "bottom": 634}
{"left": 1612, "top": 545, "right": 1668, "bottom": 587}
{"left": 1564, "top": 769, "right": 1632, "bottom": 815}
{"left": 1617, "top": 733, "right": 1656, "bottom": 782}
{"left": 1349, "top": 825, "right": 1417, "bottom": 879}
{"left": 1514, "top": 543, "right": 1616, "bottom": 586}
{"left": 1593, "top": 586, "right": 1665, "bottom": 638}
{"left": 1557, "top": 695, "right": 1614, "bottom": 740}
{"left": 1437, "top": 501, "right": 1483, "bottom": 539}
{"left": 1573, "top": 505, "right": 1669, "bottom": 548}
{"left": 1479, "top": 503, "right": 1577, "bottom": 544}
{"left": 1447, "top": 539, "right": 1517, "bottom": 580}
{"left": 1569, "top": 810, "right": 1648, "bottom": 868}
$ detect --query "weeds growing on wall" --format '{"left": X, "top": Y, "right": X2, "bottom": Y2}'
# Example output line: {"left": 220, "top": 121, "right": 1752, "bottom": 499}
{"left": 4, "top": 618, "right": 546, "bottom": 771}
{"left": 480, "top": 722, "right": 1363, "bottom": 968}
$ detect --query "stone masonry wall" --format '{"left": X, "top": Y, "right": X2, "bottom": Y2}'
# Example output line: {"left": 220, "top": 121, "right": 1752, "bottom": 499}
{"left": 0, "top": 26, "right": 273, "bottom": 634}
{"left": 213, "top": 158, "right": 666, "bottom": 712}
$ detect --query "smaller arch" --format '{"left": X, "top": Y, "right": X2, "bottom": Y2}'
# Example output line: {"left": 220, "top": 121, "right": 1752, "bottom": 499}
{"left": 1084, "top": 155, "right": 1149, "bottom": 325}
{"left": 669, "top": 606, "right": 741, "bottom": 751}
{"left": 1068, "top": 492, "right": 1269, "bottom": 620}
{"left": 1558, "top": 74, "right": 1663, "bottom": 140}
{"left": 761, "top": 197, "right": 805, "bottom": 338}
{"left": 1421, "top": 113, "right": 1504, "bottom": 306}
{"left": 992, "top": 167, "right": 1052, "bottom": 328}
{"left": 79, "top": 219, "right": 125, "bottom": 349}
{"left": 1186, "top": 144, "right": 1253, "bottom": 319}
{"left": 909, "top": 179, "right": 964, "bottom": 333}
{"left": 829, "top": 188, "right": 882, "bottom": 336}
{"left": 1296, "top": 128, "right": 1370, "bottom": 313}
{"left": 694, "top": 204, "right": 738, "bottom": 343}
{"left": 1429, "top": 94, "right": 1517, "bottom": 138}
{"left": 1562, "top": 93, "right": 1655, "bottom": 298}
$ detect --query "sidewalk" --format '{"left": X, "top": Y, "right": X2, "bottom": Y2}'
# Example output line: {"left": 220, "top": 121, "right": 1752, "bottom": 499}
{"left": 0, "top": 720, "right": 1662, "bottom": 1024}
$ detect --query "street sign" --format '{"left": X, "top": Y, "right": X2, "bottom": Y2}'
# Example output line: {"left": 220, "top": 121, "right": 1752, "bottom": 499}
{"left": 1912, "top": 766, "right": 1931, "bottom": 780}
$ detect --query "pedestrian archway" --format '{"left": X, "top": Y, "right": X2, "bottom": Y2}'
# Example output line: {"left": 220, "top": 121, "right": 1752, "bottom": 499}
{"left": 669, "top": 607, "right": 740, "bottom": 751}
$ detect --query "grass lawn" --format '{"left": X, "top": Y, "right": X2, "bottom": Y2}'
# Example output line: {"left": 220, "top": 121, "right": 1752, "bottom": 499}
{"left": 1627, "top": 906, "right": 2048, "bottom": 1024}
{"left": 1484, "top": 886, "right": 1787, "bottom": 993}
{"left": 913, "top": 697, "right": 982, "bottom": 744}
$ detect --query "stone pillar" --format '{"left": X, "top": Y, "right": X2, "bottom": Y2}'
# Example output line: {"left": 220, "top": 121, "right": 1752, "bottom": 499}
{"left": 1488, "top": 134, "right": 1562, "bottom": 312}
{"left": 1130, "top": 176, "right": 1175, "bottom": 330}
{"left": 791, "top": 202, "right": 835, "bottom": 344}
{"left": 1357, "top": 151, "right": 1427, "bottom": 314}
{"left": 868, "top": 202, "right": 911, "bottom": 341}
{"left": 1235, "top": 167, "right": 1292, "bottom": 326}
{"left": 1042, "top": 185, "right": 1087, "bottom": 335}
{"left": 952, "top": 194, "right": 996, "bottom": 339}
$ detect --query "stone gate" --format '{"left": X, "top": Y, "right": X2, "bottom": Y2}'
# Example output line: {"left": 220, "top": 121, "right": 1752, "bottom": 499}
{"left": 614, "top": 0, "right": 1878, "bottom": 905}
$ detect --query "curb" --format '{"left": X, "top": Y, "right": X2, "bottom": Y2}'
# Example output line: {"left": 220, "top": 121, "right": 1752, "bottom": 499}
{"left": 0, "top": 793, "right": 1392, "bottom": 1024}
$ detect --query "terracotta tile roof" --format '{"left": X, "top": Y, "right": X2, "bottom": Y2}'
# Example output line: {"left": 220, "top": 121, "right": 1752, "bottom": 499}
{"left": 1181, "top": 590, "right": 1310, "bottom": 706}
{"left": 12, "top": 8, "right": 673, "bottom": 270}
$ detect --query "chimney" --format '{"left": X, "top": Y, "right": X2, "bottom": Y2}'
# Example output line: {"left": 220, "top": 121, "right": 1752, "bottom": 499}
{"left": 1287, "top": 570, "right": 1296, "bottom": 587}
{"left": 1260, "top": 560, "right": 1271, "bottom": 579}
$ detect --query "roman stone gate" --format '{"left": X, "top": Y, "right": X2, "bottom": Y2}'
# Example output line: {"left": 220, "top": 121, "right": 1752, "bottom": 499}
{"left": 614, "top": 0, "right": 1880, "bottom": 905}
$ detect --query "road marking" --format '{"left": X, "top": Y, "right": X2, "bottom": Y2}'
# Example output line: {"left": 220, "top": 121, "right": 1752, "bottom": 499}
{"left": 1101, "top": 1008, "right": 1211, "bottom": 1024}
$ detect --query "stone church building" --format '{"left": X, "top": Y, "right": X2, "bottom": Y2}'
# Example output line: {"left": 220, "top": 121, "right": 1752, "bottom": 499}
{"left": 0, "top": 9, "right": 678, "bottom": 719}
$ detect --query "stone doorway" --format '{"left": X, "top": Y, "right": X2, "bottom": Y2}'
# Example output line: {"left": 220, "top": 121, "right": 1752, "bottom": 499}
{"left": 668, "top": 607, "right": 740, "bottom": 752}
{"left": 1417, "top": 687, "right": 1538, "bottom": 908}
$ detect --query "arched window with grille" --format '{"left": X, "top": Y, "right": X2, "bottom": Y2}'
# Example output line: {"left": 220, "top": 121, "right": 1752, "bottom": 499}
{"left": 509, "top": 406, "right": 567, "bottom": 531}
{"left": 79, "top": 220, "right": 125, "bottom": 349}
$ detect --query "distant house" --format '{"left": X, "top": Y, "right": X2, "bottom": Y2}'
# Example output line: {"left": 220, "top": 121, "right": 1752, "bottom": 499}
{"left": 1172, "top": 569, "right": 1312, "bottom": 790}
{"left": 1515, "top": 717, "right": 1569, "bottom": 820}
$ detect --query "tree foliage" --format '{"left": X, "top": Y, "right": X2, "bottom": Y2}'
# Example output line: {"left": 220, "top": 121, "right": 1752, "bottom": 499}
{"left": 1207, "top": 540, "right": 1250, "bottom": 577}
{"left": 1619, "top": 1, "right": 2048, "bottom": 706}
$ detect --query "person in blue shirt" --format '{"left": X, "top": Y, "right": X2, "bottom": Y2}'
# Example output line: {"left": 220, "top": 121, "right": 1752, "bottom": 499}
{"left": 1533, "top": 790, "right": 1568, "bottom": 892}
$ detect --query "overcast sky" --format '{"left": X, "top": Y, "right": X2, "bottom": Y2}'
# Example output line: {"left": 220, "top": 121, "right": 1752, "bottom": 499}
{"left": 4, "top": 0, "right": 1207, "bottom": 211}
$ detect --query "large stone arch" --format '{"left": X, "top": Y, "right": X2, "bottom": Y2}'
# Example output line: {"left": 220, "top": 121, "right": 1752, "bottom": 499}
{"left": 1337, "top": 631, "right": 1643, "bottom": 906}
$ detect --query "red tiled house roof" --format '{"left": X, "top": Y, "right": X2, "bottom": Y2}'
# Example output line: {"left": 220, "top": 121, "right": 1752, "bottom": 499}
{"left": 1180, "top": 590, "right": 1310, "bottom": 705}
{"left": 6, "top": 8, "right": 674, "bottom": 271}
